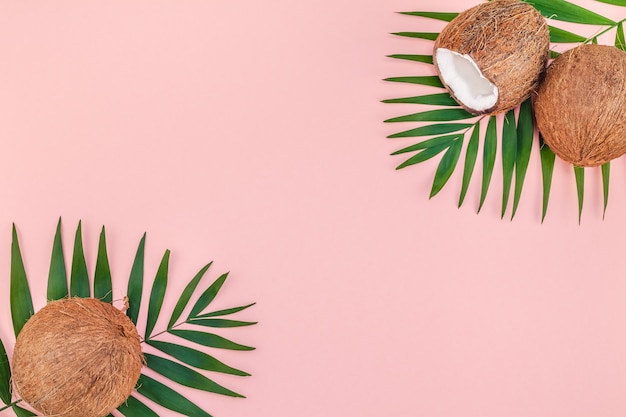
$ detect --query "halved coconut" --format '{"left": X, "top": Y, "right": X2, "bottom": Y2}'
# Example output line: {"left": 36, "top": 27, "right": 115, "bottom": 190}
{"left": 433, "top": 0, "right": 549, "bottom": 115}
{"left": 11, "top": 298, "right": 144, "bottom": 417}
{"left": 534, "top": 44, "right": 626, "bottom": 167}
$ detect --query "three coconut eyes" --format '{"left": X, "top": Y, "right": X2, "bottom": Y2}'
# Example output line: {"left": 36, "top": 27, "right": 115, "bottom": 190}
{"left": 434, "top": 0, "right": 626, "bottom": 167}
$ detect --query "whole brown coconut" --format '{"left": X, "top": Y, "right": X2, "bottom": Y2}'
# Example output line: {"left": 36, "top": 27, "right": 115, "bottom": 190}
{"left": 534, "top": 44, "right": 626, "bottom": 167}
{"left": 12, "top": 298, "right": 144, "bottom": 417}
{"left": 433, "top": 0, "right": 549, "bottom": 115}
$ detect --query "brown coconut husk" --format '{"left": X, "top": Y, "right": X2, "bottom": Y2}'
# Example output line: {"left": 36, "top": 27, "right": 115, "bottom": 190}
{"left": 534, "top": 44, "right": 626, "bottom": 167}
{"left": 433, "top": 0, "right": 549, "bottom": 115}
{"left": 12, "top": 297, "right": 144, "bottom": 417}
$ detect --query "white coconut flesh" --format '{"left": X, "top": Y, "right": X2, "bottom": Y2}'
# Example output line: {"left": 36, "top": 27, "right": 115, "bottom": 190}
{"left": 436, "top": 48, "right": 498, "bottom": 112}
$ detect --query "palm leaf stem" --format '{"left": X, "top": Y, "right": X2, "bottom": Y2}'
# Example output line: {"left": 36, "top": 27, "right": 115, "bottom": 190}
{"left": 583, "top": 17, "right": 626, "bottom": 43}
{"left": 0, "top": 400, "right": 23, "bottom": 412}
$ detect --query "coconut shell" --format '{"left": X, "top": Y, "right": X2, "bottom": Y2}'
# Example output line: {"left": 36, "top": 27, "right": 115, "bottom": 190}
{"left": 534, "top": 44, "right": 626, "bottom": 167}
{"left": 12, "top": 298, "right": 144, "bottom": 417}
{"left": 433, "top": 0, "right": 549, "bottom": 115}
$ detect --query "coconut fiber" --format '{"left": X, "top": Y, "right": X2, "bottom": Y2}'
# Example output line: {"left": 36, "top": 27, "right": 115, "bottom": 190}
{"left": 12, "top": 297, "right": 144, "bottom": 417}
{"left": 433, "top": 0, "right": 549, "bottom": 115}
{"left": 534, "top": 44, "right": 626, "bottom": 167}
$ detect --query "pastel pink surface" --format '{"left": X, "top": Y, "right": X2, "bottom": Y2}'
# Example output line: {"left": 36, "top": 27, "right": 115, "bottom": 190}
{"left": 1, "top": 1, "right": 626, "bottom": 416}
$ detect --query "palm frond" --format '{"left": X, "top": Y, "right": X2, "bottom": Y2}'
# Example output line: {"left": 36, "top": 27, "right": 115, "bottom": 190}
{"left": 47, "top": 218, "right": 68, "bottom": 301}
{"left": 0, "top": 338, "right": 11, "bottom": 406}
{"left": 94, "top": 227, "right": 113, "bottom": 303}
{"left": 385, "top": 0, "right": 626, "bottom": 220}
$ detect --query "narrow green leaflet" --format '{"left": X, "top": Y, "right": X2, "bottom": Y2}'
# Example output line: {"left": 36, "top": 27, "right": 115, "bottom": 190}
{"left": 524, "top": 0, "right": 615, "bottom": 25}
{"left": 145, "top": 353, "right": 245, "bottom": 398}
{"left": 501, "top": 110, "right": 518, "bottom": 218}
{"left": 399, "top": 11, "right": 458, "bottom": 21}
{"left": 388, "top": 123, "right": 473, "bottom": 138}
{"left": 512, "top": 99, "right": 534, "bottom": 219}
{"left": 11, "top": 225, "right": 34, "bottom": 337}
{"left": 145, "top": 250, "right": 170, "bottom": 340}
{"left": 549, "top": 26, "right": 587, "bottom": 43}
{"left": 195, "top": 303, "right": 256, "bottom": 318}
{"left": 386, "top": 54, "right": 433, "bottom": 64}
{"left": 574, "top": 166, "right": 585, "bottom": 223}
{"left": 190, "top": 319, "right": 258, "bottom": 328}
{"left": 189, "top": 273, "right": 229, "bottom": 319}
{"left": 384, "top": 76, "right": 444, "bottom": 88}
{"left": 147, "top": 340, "right": 250, "bottom": 376}
{"left": 392, "top": 32, "right": 438, "bottom": 41}
{"left": 169, "top": 329, "right": 255, "bottom": 351}
{"left": 385, "top": 108, "right": 474, "bottom": 123}
{"left": 94, "top": 227, "right": 112, "bottom": 303}
{"left": 0, "top": 337, "right": 10, "bottom": 405}
{"left": 458, "top": 124, "right": 480, "bottom": 208}
{"left": 602, "top": 162, "right": 610, "bottom": 219}
{"left": 392, "top": 134, "right": 460, "bottom": 155}
{"left": 616, "top": 22, "right": 626, "bottom": 51}
{"left": 595, "top": 0, "right": 626, "bottom": 5}
{"left": 382, "top": 93, "right": 457, "bottom": 106}
{"left": 168, "top": 262, "right": 213, "bottom": 328}
{"left": 478, "top": 117, "right": 498, "bottom": 213}
{"left": 69, "top": 221, "right": 90, "bottom": 298}
{"left": 12, "top": 405, "right": 37, "bottom": 417}
{"left": 430, "top": 139, "right": 463, "bottom": 198}
{"left": 396, "top": 143, "right": 452, "bottom": 170}
{"left": 137, "top": 374, "right": 212, "bottom": 417}
{"left": 539, "top": 136, "right": 557, "bottom": 222}
{"left": 127, "top": 233, "right": 146, "bottom": 325}
{"left": 117, "top": 395, "right": 159, "bottom": 417}
{"left": 47, "top": 218, "right": 68, "bottom": 301}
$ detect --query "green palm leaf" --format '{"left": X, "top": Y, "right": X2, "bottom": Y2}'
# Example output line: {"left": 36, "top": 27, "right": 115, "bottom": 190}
{"left": 382, "top": 93, "right": 457, "bottom": 106}
{"left": 127, "top": 233, "right": 146, "bottom": 326}
{"left": 188, "top": 273, "right": 229, "bottom": 318}
{"left": 11, "top": 405, "right": 37, "bottom": 417}
{"left": 388, "top": 123, "right": 473, "bottom": 139}
{"left": 145, "top": 250, "right": 170, "bottom": 340}
{"left": 430, "top": 139, "right": 463, "bottom": 198}
{"left": 168, "top": 262, "right": 213, "bottom": 328}
{"left": 145, "top": 353, "right": 245, "bottom": 398}
{"left": 458, "top": 123, "right": 480, "bottom": 207}
{"left": 616, "top": 22, "right": 626, "bottom": 51}
{"left": 512, "top": 99, "right": 534, "bottom": 219}
{"left": 69, "top": 221, "right": 90, "bottom": 298}
{"left": 539, "top": 136, "right": 557, "bottom": 223}
{"left": 385, "top": 108, "right": 475, "bottom": 123}
{"left": 47, "top": 217, "right": 68, "bottom": 301}
{"left": 478, "top": 117, "right": 498, "bottom": 213}
{"left": 147, "top": 340, "right": 250, "bottom": 376}
{"left": 117, "top": 395, "right": 159, "bottom": 417}
{"left": 501, "top": 109, "right": 518, "bottom": 218}
{"left": 195, "top": 303, "right": 256, "bottom": 318}
{"left": 392, "top": 32, "right": 438, "bottom": 40}
{"left": 574, "top": 166, "right": 585, "bottom": 223}
{"left": 386, "top": 54, "right": 433, "bottom": 64}
{"left": 396, "top": 142, "right": 452, "bottom": 170}
{"left": 10, "top": 225, "right": 34, "bottom": 337}
{"left": 136, "top": 374, "right": 212, "bottom": 417}
{"left": 94, "top": 226, "right": 113, "bottom": 303}
{"left": 384, "top": 76, "right": 444, "bottom": 88}
{"left": 596, "top": 0, "right": 626, "bottom": 5}
{"left": 0, "top": 337, "right": 10, "bottom": 405}
{"left": 525, "top": 0, "right": 615, "bottom": 25}
{"left": 549, "top": 26, "right": 587, "bottom": 43}
{"left": 392, "top": 134, "right": 461, "bottom": 155}
{"left": 399, "top": 11, "right": 458, "bottom": 21}
{"left": 169, "top": 329, "right": 255, "bottom": 351}
{"left": 602, "top": 162, "right": 611, "bottom": 219}
{"left": 189, "top": 319, "right": 258, "bottom": 328}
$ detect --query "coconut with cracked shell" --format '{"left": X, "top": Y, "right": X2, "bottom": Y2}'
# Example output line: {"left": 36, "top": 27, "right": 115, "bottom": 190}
{"left": 433, "top": 0, "right": 549, "bottom": 115}
{"left": 534, "top": 44, "right": 626, "bottom": 167}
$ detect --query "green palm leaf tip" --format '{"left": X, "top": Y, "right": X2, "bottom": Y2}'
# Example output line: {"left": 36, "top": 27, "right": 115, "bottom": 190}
{"left": 574, "top": 166, "right": 585, "bottom": 224}
{"left": 478, "top": 116, "right": 498, "bottom": 213}
{"left": 539, "top": 136, "right": 556, "bottom": 223}
{"left": 10, "top": 224, "right": 34, "bottom": 337}
{"left": 501, "top": 109, "right": 518, "bottom": 218}
{"left": 12, "top": 405, "right": 37, "bottom": 417}
{"left": 0, "top": 337, "right": 11, "bottom": 405}
{"left": 430, "top": 139, "right": 463, "bottom": 198}
{"left": 526, "top": 0, "right": 615, "bottom": 25}
{"left": 127, "top": 233, "right": 146, "bottom": 325}
{"left": 47, "top": 217, "right": 68, "bottom": 301}
{"left": 94, "top": 226, "right": 113, "bottom": 303}
{"left": 458, "top": 124, "right": 480, "bottom": 208}
{"left": 145, "top": 249, "right": 170, "bottom": 340}
{"left": 602, "top": 162, "right": 610, "bottom": 219}
{"left": 511, "top": 99, "right": 534, "bottom": 220}
{"left": 188, "top": 273, "right": 229, "bottom": 319}
{"left": 168, "top": 262, "right": 213, "bottom": 328}
{"left": 117, "top": 395, "right": 159, "bottom": 417}
{"left": 69, "top": 221, "right": 90, "bottom": 298}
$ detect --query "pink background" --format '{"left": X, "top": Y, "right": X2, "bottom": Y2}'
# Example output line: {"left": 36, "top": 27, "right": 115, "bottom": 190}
{"left": 1, "top": 0, "right": 626, "bottom": 416}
